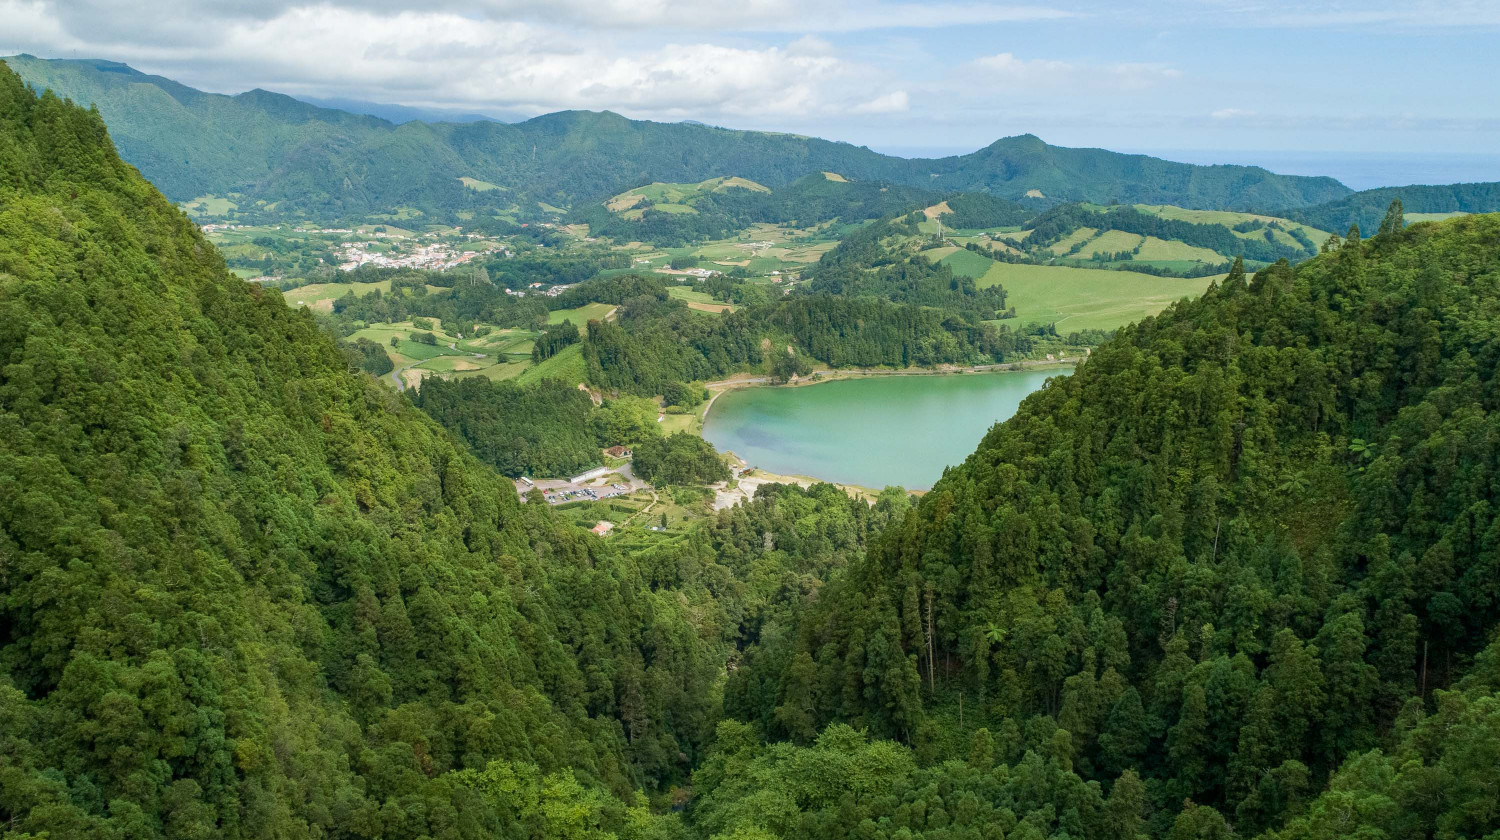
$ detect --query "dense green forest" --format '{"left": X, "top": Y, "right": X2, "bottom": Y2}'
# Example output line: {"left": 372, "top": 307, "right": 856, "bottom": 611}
{"left": 0, "top": 66, "right": 728, "bottom": 837}
{"left": 5, "top": 55, "right": 1351, "bottom": 220}
{"left": 413, "top": 378, "right": 601, "bottom": 477}
{"left": 568, "top": 272, "right": 1031, "bottom": 397}
{"left": 712, "top": 213, "right": 1500, "bottom": 838}
{"left": 5, "top": 59, "right": 1500, "bottom": 840}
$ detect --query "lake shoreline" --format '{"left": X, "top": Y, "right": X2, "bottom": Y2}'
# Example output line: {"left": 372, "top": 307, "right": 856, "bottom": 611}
{"left": 698, "top": 361, "right": 1077, "bottom": 492}
{"left": 696, "top": 356, "right": 1081, "bottom": 428}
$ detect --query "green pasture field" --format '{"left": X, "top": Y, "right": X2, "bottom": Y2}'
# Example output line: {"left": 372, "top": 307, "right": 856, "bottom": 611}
{"left": 937, "top": 248, "right": 996, "bottom": 279}
{"left": 1044, "top": 227, "right": 1100, "bottom": 255}
{"left": 547, "top": 303, "right": 616, "bottom": 331}
{"left": 1133, "top": 236, "right": 1224, "bottom": 263}
{"left": 977, "top": 262, "right": 1220, "bottom": 332}
{"left": 280, "top": 280, "right": 391, "bottom": 312}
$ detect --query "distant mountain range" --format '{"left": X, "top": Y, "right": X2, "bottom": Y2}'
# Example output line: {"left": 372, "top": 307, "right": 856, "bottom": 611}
{"left": 5, "top": 54, "right": 1355, "bottom": 220}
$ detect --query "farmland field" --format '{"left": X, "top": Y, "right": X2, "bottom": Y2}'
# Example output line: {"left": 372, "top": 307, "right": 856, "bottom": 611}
{"left": 458, "top": 177, "right": 502, "bottom": 191}
{"left": 937, "top": 248, "right": 996, "bottom": 279}
{"left": 1083, "top": 230, "right": 1145, "bottom": 255}
{"left": 668, "top": 285, "right": 737, "bottom": 313}
{"left": 547, "top": 303, "right": 616, "bottom": 330}
{"left": 1044, "top": 227, "right": 1100, "bottom": 255}
{"left": 977, "top": 262, "right": 1220, "bottom": 332}
{"left": 1135, "top": 204, "right": 1334, "bottom": 248}
{"left": 281, "top": 280, "right": 391, "bottom": 312}
{"left": 1133, "top": 236, "right": 1224, "bottom": 263}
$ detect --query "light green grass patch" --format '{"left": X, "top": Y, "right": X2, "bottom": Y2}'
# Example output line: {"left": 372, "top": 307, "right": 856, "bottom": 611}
{"left": 183, "top": 194, "right": 238, "bottom": 215}
{"left": 938, "top": 248, "right": 997, "bottom": 279}
{"left": 1134, "top": 236, "right": 1224, "bottom": 263}
{"left": 977, "top": 262, "right": 1219, "bottom": 332}
{"left": 1044, "top": 227, "right": 1100, "bottom": 256}
{"left": 459, "top": 177, "right": 503, "bottom": 192}
{"left": 464, "top": 361, "right": 530, "bottom": 381}
{"left": 1082, "top": 230, "right": 1145, "bottom": 256}
{"left": 517, "top": 343, "right": 586, "bottom": 386}
{"left": 281, "top": 280, "right": 392, "bottom": 313}
{"left": 416, "top": 356, "right": 485, "bottom": 373}
{"left": 668, "top": 285, "right": 737, "bottom": 314}
{"left": 547, "top": 303, "right": 616, "bottom": 332}
{"left": 1407, "top": 212, "right": 1469, "bottom": 223}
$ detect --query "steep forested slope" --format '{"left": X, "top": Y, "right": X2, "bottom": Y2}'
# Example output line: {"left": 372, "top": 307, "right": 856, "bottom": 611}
{"left": 5, "top": 55, "right": 1350, "bottom": 217}
{"left": 716, "top": 213, "right": 1500, "bottom": 837}
{"left": 0, "top": 64, "right": 725, "bottom": 838}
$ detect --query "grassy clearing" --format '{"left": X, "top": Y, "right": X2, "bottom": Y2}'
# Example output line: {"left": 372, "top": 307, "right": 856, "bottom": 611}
{"left": 547, "top": 303, "right": 616, "bottom": 331}
{"left": 668, "top": 286, "right": 736, "bottom": 313}
{"left": 1084, "top": 230, "right": 1145, "bottom": 255}
{"left": 466, "top": 361, "right": 530, "bottom": 381}
{"left": 922, "top": 201, "right": 953, "bottom": 220}
{"left": 1134, "top": 236, "right": 1224, "bottom": 263}
{"left": 1408, "top": 212, "right": 1470, "bottom": 223}
{"left": 607, "top": 177, "right": 768, "bottom": 215}
{"left": 417, "top": 356, "right": 483, "bottom": 373}
{"left": 658, "top": 412, "right": 699, "bottom": 435}
{"left": 977, "top": 262, "right": 1219, "bottom": 332}
{"left": 458, "top": 177, "right": 502, "bottom": 192}
{"left": 938, "top": 248, "right": 997, "bottom": 279}
{"left": 1044, "top": 227, "right": 1100, "bottom": 256}
{"left": 391, "top": 340, "right": 456, "bottom": 361}
{"left": 517, "top": 343, "right": 586, "bottom": 386}
{"left": 281, "top": 280, "right": 391, "bottom": 313}
{"left": 183, "top": 194, "right": 238, "bottom": 215}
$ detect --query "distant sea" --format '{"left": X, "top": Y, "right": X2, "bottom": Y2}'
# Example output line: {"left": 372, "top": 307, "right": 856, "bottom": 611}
{"left": 1128, "top": 150, "right": 1500, "bottom": 191}
{"left": 875, "top": 145, "right": 1500, "bottom": 191}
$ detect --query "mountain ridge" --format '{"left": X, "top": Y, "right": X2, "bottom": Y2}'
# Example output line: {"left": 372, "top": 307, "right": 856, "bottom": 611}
{"left": 4, "top": 54, "right": 1353, "bottom": 218}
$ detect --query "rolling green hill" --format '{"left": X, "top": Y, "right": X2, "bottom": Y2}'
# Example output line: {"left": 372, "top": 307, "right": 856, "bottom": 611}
{"left": 6, "top": 54, "right": 1351, "bottom": 221}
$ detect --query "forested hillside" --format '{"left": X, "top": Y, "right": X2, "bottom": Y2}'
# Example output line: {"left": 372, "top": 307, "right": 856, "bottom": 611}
{"left": 5, "top": 55, "right": 1350, "bottom": 219}
{"left": 1283, "top": 180, "right": 1500, "bottom": 235}
{"left": 0, "top": 63, "right": 728, "bottom": 838}
{"left": 713, "top": 212, "right": 1500, "bottom": 837}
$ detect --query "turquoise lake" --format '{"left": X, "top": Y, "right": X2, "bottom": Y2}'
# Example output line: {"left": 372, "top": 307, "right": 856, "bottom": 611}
{"left": 701, "top": 368, "right": 1070, "bottom": 490}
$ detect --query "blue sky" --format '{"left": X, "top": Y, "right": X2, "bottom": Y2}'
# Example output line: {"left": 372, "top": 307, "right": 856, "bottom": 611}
{"left": 5, "top": 0, "right": 1498, "bottom": 171}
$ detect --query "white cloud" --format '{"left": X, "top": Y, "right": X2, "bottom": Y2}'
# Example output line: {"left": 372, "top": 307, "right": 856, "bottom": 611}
{"left": 851, "top": 90, "right": 909, "bottom": 114}
{"left": 24, "top": 0, "right": 1076, "bottom": 41}
{"left": 1211, "top": 108, "right": 1256, "bottom": 120}
{"left": 0, "top": 2, "right": 903, "bottom": 119}
{"left": 971, "top": 52, "right": 1180, "bottom": 90}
